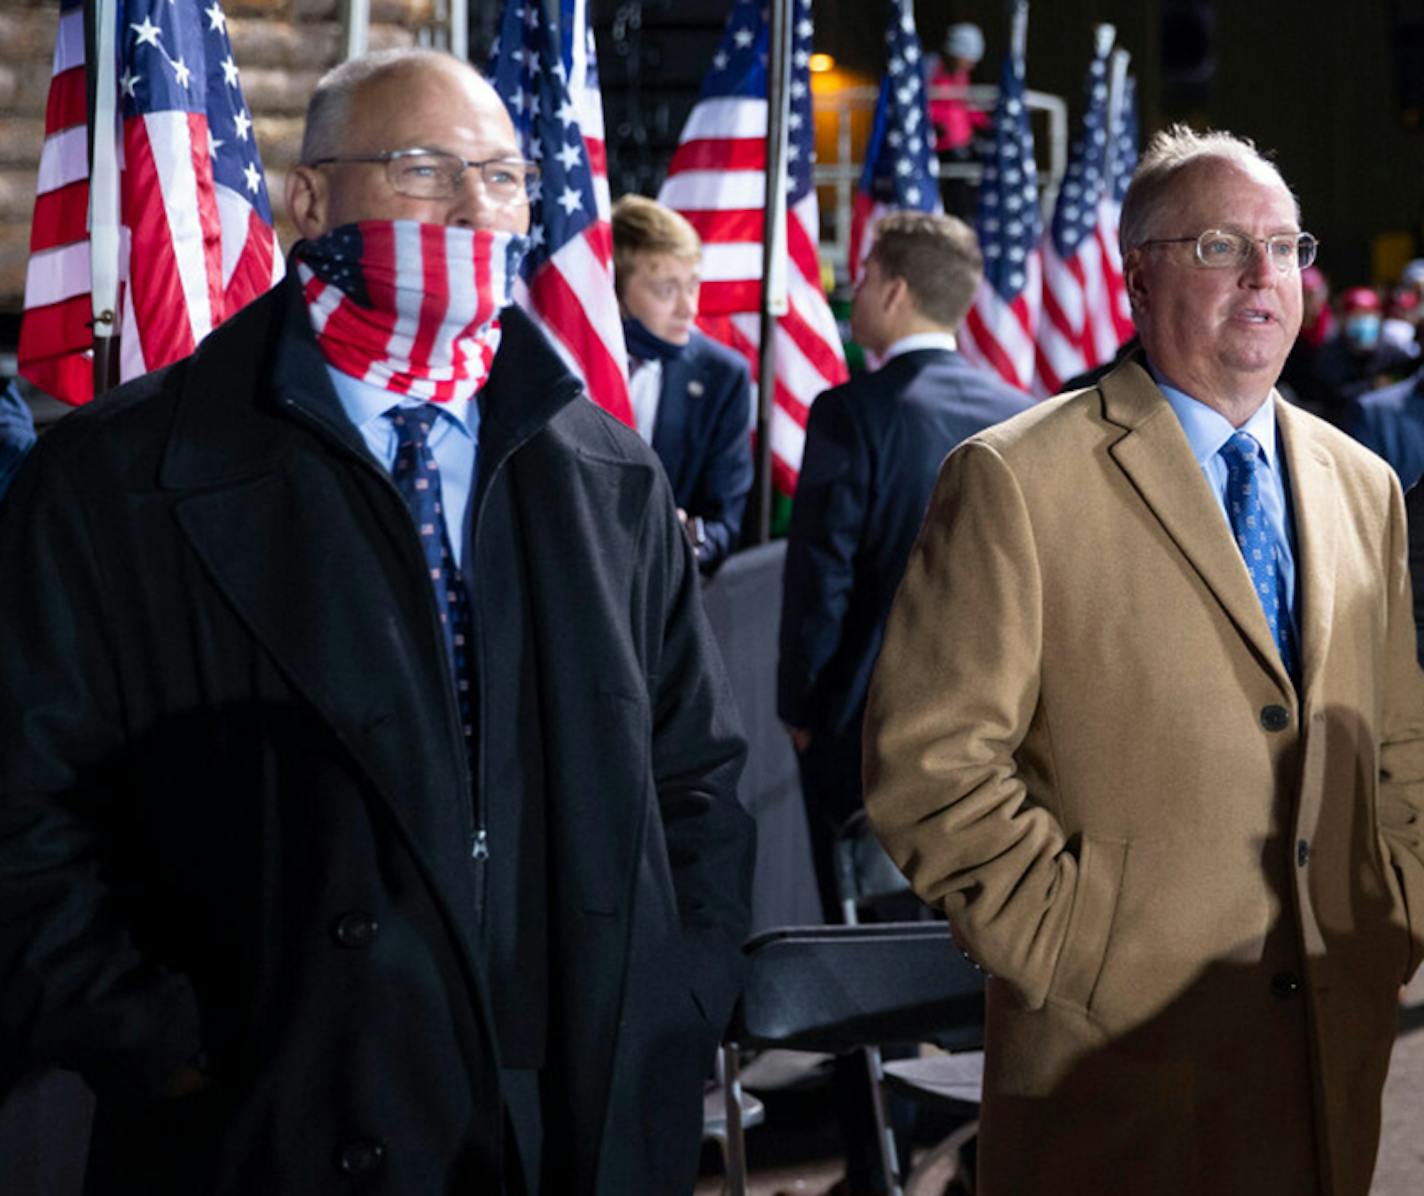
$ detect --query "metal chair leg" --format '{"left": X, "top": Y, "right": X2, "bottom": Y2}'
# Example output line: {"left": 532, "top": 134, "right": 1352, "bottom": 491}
{"left": 721, "top": 1043, "right": 750, "bottom": 1196}
{"left": 864, "top": 1044, "right": 905, "bottom": 1196}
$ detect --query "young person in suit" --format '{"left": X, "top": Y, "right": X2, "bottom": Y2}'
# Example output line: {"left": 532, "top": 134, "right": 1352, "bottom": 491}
{"left": 778, "top": 210, "right": 1030, "bottom": 1196}
{"left": 779, "top": 209, "right": 1031, "bottom": 922}
{"left": 612, "top": 195, "right": 753, "bottom": 575}
{"left": 865, "top": 127, "right": 1424, "bottom": 1196}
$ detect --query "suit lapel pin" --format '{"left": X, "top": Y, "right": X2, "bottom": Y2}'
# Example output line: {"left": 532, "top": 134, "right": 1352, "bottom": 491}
{"left": 687, "top": 380, "right": 705, "bottom": 397}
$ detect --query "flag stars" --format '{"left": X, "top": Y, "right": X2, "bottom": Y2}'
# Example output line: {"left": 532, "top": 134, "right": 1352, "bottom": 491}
{"left": 205, "top": 1, "right": 226, "bottom": 33}
{"left": 713, "top": 50, "right": 729, "bottom": 71}
{"left": 172, "top": 57, "right": 191, "bottom": 88}
{"left": 131, "top": 16, "right": 162, "bottom": 47}
{"left": 243, "top": 161, "right": 261, "bottom": 193}
{"left": 555, "top": 139, "right": 582, "bottom": 171}
{"left": 234, "top": 109, "right": 252, "bottom": 140}
{"left": 119, "top": 68, "right": 138, "bottom": 98}
{"left": 557, "top": 186, "right": 583, "bottom": 216}
{"left": 221, "top": 55, "right": 239, "bottom": 86}
{"left": 556, "top": 97, "right": 578, "bottom": 125}
{"left": 733, "top": 26, "right": 755, "bottom": 48}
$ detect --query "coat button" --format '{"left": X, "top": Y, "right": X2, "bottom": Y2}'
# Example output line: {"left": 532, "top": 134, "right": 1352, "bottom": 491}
{"left": 337, "top": 1138, "right": 386, "bottom": 1175}
{"left": 1260, "top": 705, "right": 1290, "bottom": 732}
{"left": 1297, "top": 839, "right": 1310, "bottom": 867}
{"left": 332, "top": 911, "right": 379, "bottom": 949}
{"left": 1270, "top": 971, "right": 1301, "bottom": 999}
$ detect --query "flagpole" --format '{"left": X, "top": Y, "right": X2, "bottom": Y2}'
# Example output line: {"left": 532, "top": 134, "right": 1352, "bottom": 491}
{"left": 752, "top": 0, "right": 792, "bottom": 545}
{"left": 1104, "top": 46, "right": 1130, "bottom": 182}
{"left": 85, "top": 0, "right": 122, "bottom": 396}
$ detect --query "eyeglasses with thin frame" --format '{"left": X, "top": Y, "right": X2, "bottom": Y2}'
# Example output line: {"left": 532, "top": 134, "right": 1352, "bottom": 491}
{"left": 307, "top": 148, "right": 541, "bottom": 207}
{"left": 1137, "top": 229, "right": 1319, "bottom": 275}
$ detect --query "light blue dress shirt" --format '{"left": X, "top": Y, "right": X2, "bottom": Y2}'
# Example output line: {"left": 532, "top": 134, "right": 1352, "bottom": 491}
{"left": 326, "top": 366, "right": 479, "bottom": 568}
{"left": 1156, "top": 377, "right": 1298, "bottom": 643}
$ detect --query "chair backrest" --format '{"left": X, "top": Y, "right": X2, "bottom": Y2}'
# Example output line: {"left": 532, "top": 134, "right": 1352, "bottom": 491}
{"left": 728, "top": 922, "right": 985, "bottom": 1056}
{"left": 834, "top": 810, "right": 914, "bottom": 923}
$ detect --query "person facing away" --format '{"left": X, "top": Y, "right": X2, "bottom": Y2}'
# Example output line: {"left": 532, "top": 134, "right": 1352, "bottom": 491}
{"left": 777, "top": 211, "right": 1030, "bottom": 1196}
{"left": 778, "top": 208, "right": 1031, "bottom": 923}
{"left": 0, "top": 48, "right": 754, "bottom": 1196}
{"left": 610, "top": 193, "right": 753, "bottom": 576}
{"left": 863, "top": 125, "right": 1424, "bottom": 1196}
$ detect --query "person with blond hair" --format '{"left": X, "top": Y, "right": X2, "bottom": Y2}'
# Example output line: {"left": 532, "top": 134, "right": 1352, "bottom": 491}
{"left": 612, "top": 193, "right": 753, "bottom": 574}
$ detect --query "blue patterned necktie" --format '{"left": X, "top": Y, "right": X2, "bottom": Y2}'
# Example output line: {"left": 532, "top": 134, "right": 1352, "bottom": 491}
{"left": 385, "top": 405, "right": 473, "bottom": 743}
{"left": 1219, "top": 431, "right": 1296, "bottom": 681}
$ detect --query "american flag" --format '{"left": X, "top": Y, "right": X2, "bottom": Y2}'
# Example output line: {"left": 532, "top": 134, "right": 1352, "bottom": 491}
{"left": 488, "top": 0, "right": 632, "bottom": 426}
{"left": 958, "top": 4, "right": 1042, "bottom": 393}
{"left": 295, "top": 222, "right": 524, "bottom": 403}
{"left": 657, "top": 0, "right": 847, "bottom": 496}
{"left": 19, "top": 0, "right": 282, "bottom": 405}
{"left": 561, "top": 0, "right": 610, "bottom": 223}
{"left": 1099, "top": 69, "right": 1138, "bottom": 348}
{"left": 1035, "top": 29, "right": 1120, "bottom": 394}
{"left": 848, "top": 0, "right": 942, "bottom": 285}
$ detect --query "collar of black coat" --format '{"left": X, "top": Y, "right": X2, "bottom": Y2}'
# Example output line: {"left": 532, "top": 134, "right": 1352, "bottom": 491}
{"left": 160, "top": 270, "right": 584, "bottom": 490}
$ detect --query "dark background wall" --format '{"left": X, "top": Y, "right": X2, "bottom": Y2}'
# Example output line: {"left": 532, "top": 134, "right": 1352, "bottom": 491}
{"left": 588, "top": 0, "right": 1424, "bottom": 289}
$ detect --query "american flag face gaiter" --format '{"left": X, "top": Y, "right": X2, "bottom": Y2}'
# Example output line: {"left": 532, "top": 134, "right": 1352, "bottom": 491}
{"left": 293, "top": 221, "right": 529, "bottom": 403}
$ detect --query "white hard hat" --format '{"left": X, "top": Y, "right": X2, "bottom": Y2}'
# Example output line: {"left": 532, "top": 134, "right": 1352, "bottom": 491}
{"left": 945, "top": 23, "right": 985, "bottom": 63}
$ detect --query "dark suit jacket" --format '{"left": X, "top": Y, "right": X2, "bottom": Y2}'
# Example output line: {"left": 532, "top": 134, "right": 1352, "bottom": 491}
{"left": 650, "top": 330, "right": 754, "bottom": 574}
{"left": 778, "top": 346, "right": 1031, "bottom": 816}
{"left": 1346, "top": 368, "right": 1424, "bottom": 491}
{"left": 0, "top": 279, "right": 754, "bottom": 1195}
{"left": 1408, "top": 480, "right": 1424, "bottom": 669}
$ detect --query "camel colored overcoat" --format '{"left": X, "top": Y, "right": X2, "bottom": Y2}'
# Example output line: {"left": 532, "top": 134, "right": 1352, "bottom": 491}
{"left": 864, "top": 361, "right": 1424, "bottom": 1196}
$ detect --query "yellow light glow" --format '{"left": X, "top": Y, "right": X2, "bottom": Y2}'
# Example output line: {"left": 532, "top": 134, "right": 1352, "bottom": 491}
{"left": 808, "top": 53, "right": 835, "bottom": 73}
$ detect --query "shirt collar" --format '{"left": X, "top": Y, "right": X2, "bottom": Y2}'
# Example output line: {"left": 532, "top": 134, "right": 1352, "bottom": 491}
{"left": 881, "top": 331, "right": 958, "bottom": 363}
{"left": 1153, "top": 371, "right": 1279, "bottom": 471}
{"left": 325, "top": 364, "right": 475, "bottom": 439}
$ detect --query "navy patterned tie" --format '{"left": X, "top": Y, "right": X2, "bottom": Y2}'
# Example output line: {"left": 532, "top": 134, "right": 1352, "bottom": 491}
{"left": 1220, "top": 431, "right": 1295, "bottom": 681}
{"left": 385, "top": 405, "right": 473, "bottom": 743}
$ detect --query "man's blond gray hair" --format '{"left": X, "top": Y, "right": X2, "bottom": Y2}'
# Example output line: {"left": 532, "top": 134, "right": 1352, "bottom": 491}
{"left": 1119, "top": 124, "right": 1299, "bottom": 253}
{"left": 299, "top": 48, "right": 474, "bottom": 164}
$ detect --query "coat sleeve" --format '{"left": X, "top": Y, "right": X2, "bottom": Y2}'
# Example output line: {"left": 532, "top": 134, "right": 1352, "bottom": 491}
{"left": 777, "top": 389, "right": 868, "bottom": 732}
{"left": 1377, "top": 474, "right": 1424, "bottom": 980}
{"left": 688, "top": 355, "right": 753, "bottom": 576}
{"left": 862, "top": 439, "right": 1079, "bottom": 1011}
{"left": 0, "top": 444, "right": 205, "bottom": 1099}
{"left": 645, "top": 489, "right": 756, "bottom": 1031}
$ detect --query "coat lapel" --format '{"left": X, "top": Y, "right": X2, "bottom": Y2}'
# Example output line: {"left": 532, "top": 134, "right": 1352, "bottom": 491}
{"left": 1276, "top": 400, "right": 1337, "bottom": 701}
{"left": 158, "top": 280, "right": 468, "bottom": 848}
{"left": 651, "top": 354, "right": 691, "bottom": 488}
{"left": 1101, "top": 361, "right": 1293, "bottom": 693}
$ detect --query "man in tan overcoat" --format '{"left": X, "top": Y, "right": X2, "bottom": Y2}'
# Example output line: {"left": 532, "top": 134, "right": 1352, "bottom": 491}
{"left": 864, "top": 125, "right": 1424, "bottom": 1196}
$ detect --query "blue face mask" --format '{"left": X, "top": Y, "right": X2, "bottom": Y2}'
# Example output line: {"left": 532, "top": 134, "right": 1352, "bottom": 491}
{"left": 1343, "top": 313, "right": 1381, "bottom": 352}
{"left": 622, "top": 316, "right": 690, "bottom": 363}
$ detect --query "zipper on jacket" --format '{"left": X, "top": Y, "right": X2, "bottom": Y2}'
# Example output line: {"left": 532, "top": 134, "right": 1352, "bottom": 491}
{"left": 471, "top": 828, "right": 489, "bottom": 915}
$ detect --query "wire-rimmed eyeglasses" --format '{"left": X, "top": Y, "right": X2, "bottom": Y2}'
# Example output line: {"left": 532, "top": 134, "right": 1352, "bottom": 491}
{"left": 1137, "top": 229, "right": 1319, "bottom": 275}
{"left": 307, "top": 148, "right": 541, "bottom": 207}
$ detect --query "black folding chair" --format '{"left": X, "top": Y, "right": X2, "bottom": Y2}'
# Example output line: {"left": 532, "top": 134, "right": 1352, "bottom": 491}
{"left": 720, "top": 922, "right": 985, "bottom": 1196}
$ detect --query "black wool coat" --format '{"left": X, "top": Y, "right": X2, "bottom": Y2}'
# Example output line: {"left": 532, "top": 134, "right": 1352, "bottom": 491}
{"left": 0, "top": 278, "right": 754, "bottom": 1195}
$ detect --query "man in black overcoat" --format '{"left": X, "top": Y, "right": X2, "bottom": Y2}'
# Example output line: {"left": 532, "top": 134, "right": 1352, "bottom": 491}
{"left": 0, "top": 49, "right": 754, "bottom": 1196}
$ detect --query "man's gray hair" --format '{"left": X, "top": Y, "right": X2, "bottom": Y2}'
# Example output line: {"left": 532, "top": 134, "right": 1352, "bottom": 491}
{"left": 299, "top": 48, "right": 470, "bottom": 164}
{"left": 1119, "top": 124, "right": 1298, "bottom": 253}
